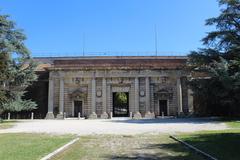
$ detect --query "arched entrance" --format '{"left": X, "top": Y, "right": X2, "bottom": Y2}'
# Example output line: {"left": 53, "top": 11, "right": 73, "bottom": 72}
{"left": 70, "top": 88, "right": 87, "bottom": 117}
{"left": 154, "top": 88, "right": 173, "bottom": 116}
{"left": 113, "top": 92, "right": 129, "bottom": 117}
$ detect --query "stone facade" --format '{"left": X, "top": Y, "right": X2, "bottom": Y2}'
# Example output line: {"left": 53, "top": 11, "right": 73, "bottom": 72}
{"left": 39, "top": 56, "right": 193, "bottom": 119}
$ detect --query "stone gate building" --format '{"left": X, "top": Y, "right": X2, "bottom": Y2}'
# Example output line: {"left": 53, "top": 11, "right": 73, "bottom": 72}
{"left": 32, "top": 56, "right": 193, "bottom": 119}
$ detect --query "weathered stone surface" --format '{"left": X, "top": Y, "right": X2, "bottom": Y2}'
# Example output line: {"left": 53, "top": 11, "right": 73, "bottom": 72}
{"left": 88, "top": 112, "right": 97, "bottom": 119}
{"left": 129, "top": 112, "right": 133, "bottom": 118}
{"left": 133, "top": 112, "right": 142, "bottom": 119}
{"left": 45, "top": 112, "right": 55, "bottom": 119}
{"left": 52, "top": 57, "right": 187, "bottom": 70}
{"left": 144, "top": 111, "right": 155, "bottom": 119}
{"left": 100, "top": 112, "right": 108, "bottom": 119}
{"left": 151, "top": 112, "right": 155, "bottom": 118}
{"left": 39, "top": 56, "right": 193, "bottom": 119}
{"left": 56, "top": 113, "right": 64, "bottom": 119}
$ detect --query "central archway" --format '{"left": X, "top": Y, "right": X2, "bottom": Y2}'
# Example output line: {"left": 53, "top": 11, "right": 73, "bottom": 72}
{"left": 113, "top": 92, "right": 129, "bottom": 117}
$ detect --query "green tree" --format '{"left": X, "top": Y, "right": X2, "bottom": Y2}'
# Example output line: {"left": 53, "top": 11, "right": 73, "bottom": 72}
{"left": 0, "top": 14, "right": 37, "bottom": 118}
{"left": 188, "top": 0, "right": 240, "bottom": 116}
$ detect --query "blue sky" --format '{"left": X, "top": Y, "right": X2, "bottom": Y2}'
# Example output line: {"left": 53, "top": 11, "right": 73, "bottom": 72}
{"left": 0, "top": 0, "right": 220, "bottom": 57}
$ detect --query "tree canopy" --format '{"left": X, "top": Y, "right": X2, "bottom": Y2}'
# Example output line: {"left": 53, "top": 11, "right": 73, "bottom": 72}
{"left": 188, "top": 0, "right": 240, "bottom": 116}
{"left": 0, "top": 14, "right": 37, "bottom": 115}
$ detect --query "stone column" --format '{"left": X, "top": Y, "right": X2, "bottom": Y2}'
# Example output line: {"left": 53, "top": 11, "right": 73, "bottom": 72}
{"left": 133, "top": 77, "right": 142, "bottom": 119}
{"left": 57, "top": 78, "right": 64, "bottom": 119}
{"left": 101, "top": 77, "right": 108, "bottom": 118}
{"left": 144, "top": 77, "right": 154, "bottom": 118}
{"left": 45, "top": 78, "right": 55, "bottom": 119}
{"left": 89, "top": 77, "right": 97, "bottom": 119}
{"left": 188, "top": 89, "right": 194, "bottom": 113}
{"left": 177, "top": 77, "right": 183, "bottom": 115}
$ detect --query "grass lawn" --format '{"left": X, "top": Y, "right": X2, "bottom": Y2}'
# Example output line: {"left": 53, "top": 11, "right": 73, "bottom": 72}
{"left": 225, "top": 120, "right": 240, "bottom": 128}
{"left": 0, "top": 120, "right": 17, "bottom": 129}
{"left": 0, "top": 133, "right": 74, "bottom": 160}
{"left": 52, "top": 134, "right": 204, "bottom": 160}
{"left": 177, "top": 120, "right": 240, "bottom": 160}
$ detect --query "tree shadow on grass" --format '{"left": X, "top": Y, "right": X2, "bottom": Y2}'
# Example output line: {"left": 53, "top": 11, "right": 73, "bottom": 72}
{"left": 104, "top": 132, "right": 240, "bottom": 160}
{"left": 180, "top": 132, "right": 240, "bottom": 160}
{"left": 104, "top": 139, "right": 204, "bottom": 160}
{"left": 109, "top": 118, "right": 222, "bottom": 125}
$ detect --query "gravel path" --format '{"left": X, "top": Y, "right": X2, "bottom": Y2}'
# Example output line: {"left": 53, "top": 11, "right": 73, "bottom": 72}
{"left": 0, "top": 118, "right": 227, "bottom": 135}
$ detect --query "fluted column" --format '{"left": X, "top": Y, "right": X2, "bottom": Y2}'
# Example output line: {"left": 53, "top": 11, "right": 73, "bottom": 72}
{"left": 59, "top": 78, "right": 64, "bottom": 114}
{"left": 45, "top": 78, "right": 54, "bottom": 119}
{"left": 101, "top": 77, "right": 108, "bottom": 118}
{"left": 133, "top": 77, "right": 141, "bottom": 119}
{"left": 145, "top": 77, "right": 150, "bottom": 111}
{"left": 57, "top": 78, "right": 64, "bottom": 119}
{"left": 89, "top": 77, "right": 97, "bottom": 119}
{"left": 177, "top": 77, "right": 183, "bottom": 115}
{"left": 135, "top": 77, "right": 139, "bottom": 111}
{"left": 144, "top": 77, "right": 154, "bottom": 118}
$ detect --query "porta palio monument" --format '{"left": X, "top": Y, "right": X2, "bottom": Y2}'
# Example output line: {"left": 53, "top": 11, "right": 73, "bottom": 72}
{"left": 31, "top": 56, "right": 193, "bottom": 119}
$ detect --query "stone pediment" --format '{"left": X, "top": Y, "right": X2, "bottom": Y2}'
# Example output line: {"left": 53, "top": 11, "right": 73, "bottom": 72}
{"left": 71, "top": 88, "right": 87, "bottom": 99}
{"left": 154, "top": 88, "right": 173, "bottom": 99}
{"left": 112, "top": 86, "right": 130, "bottom": 92}
{"left": 156, "top": 89, "right": 169, "bottom": 93}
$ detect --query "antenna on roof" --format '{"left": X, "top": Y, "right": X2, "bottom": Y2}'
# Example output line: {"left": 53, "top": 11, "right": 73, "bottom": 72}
{"left": 82, "top": 33, "right": 85, "bottom": 56}
{"left": 154, "top": 24, "right": 158, "bottom": 56}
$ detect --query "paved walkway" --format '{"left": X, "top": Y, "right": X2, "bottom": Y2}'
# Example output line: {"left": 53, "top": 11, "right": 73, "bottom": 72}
{"left": 0, "top": 118, "right": 227, "bottom": 135}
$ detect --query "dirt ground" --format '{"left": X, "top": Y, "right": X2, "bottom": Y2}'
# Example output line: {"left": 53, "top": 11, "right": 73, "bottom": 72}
{"left": 0, "top": 118, "right": 227, "bottom": 135}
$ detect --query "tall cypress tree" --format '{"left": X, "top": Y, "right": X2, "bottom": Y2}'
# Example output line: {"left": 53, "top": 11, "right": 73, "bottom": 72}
{"left": 0, "top": 14, "right": 37, "bottom": 117}
{"left": 188, "top": 0, "right": 240, "bottom": 116}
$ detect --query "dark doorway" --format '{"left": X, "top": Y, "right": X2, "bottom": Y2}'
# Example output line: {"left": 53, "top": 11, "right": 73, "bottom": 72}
{"left": 159, "top": 100, "right": 168, "bottom": 116}
{"left": 74, "top": 101, "right": 82, "bottom": 117}
{"left": 113, "top": 92, "right": 129, "bottom": 117}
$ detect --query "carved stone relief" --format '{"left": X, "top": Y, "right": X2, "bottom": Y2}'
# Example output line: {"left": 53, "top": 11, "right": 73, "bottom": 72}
{"left": 112, "top": 86, "right": 130, "bottom": 92}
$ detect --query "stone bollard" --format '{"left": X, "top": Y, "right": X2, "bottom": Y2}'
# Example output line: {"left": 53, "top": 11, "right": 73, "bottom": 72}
{"left": 110, "top": 112, "right": 113, "bottom": 119}
{"left": 8, "top": 112, "right": 10, "bottom": 120}
{"left": 161, "top": 112, "right": 164, "bottom": 119}
{"left": 63, "top": 112, "right": 66, "bottom": 119}
{"left": 31, "top": 112, "right": 34, "bottom": 120}
{"left": 78, "top": 112, "right": 81, "bottom": 120}
{"left": 130, "top": 112, "right": 133, "bottom": 119}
